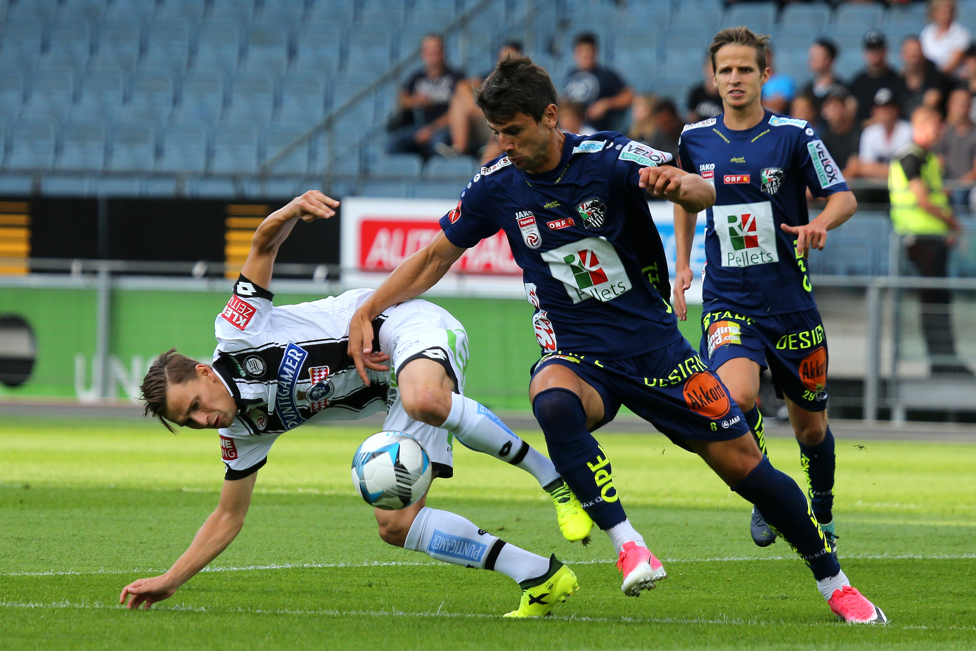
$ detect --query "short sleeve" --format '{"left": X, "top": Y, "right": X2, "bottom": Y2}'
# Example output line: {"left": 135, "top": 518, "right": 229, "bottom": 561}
{"left": 219, "top": 428, "right": 276, "bottom": 480}
{"left": 795, "top": 128, "right": 849, "bottom": 198}
{"left": 610, "top": 136, "right": 674, "bottom": 192}
{"left": 677, "top": 132, "right": 696, "bottom": 174}
{"left": 438, "top": 168, "right": 504, "bottom": 248}
{"left": 214, "top": 275, "right": 275, "bottom": 352}
{"left": 898, "top": 151, "right": 924, "bottom": 181}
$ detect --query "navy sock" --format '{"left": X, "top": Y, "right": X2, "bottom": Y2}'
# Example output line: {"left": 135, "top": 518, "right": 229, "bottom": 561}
{"left": 799, "top": 425, "right": 835, "bottom": 523}
{"left": 532, "top": 388, "right": 626, "bottom": 530}
{"left": 733, "top": 457, "right": 840, "bottom": 581}
{"left": 744, "top": 405, "right": 768, "bottom": 456}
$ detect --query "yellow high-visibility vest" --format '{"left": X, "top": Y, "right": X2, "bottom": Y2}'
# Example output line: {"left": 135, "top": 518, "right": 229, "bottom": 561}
{"left": 888, "top": 144, "right": 951, "bottom": 235}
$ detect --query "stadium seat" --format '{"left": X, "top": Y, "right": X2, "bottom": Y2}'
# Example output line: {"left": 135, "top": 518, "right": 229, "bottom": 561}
{"left": 36, "top": 49, "right": 89, "bottom": 74}
{"left": 409, "top": 0, "right": 456, "bottom": 27}
{"left": 57, "top": 122, "right": 107, "bottom": 172}
{"left": 224, "top": 73, "right": 276, "bottom": 124}
{"left": 88, "top": 49, "right": 140, "bottom": 74}
{"left": 241, "top": 24, "right": 291, "bottom": 75}
{"left": 779, "top": 4, "right": 832, "bottom": 34}
{"left": 6, "top": 121, "right": 58, "bottom": 170}
{"left": 4, "top": 0, "right": 59, "bottom": 23}
{"left": 0, "top": 69, "right": 25, "bottom": 123}
{"left": 292, "top": 28, "right": 342, "bottom": 76}
{"left": 276, "top": 73, "right": 327, "bottom": 127}
{"left": 108, "top": 122, "right": 157, "bottom": 172}
{"left": 158, "top": 122, "right": 209, "bottom": 173}
{"left": 777, "top": 50, "right": 812, "bottom": 87}
{"left": 242, "top": 175, "right": 309, "bottom": 200}
{"left": 0, "top": 21, "right": 44, "bottom": 62}
{"left": 210, "top": 123, "right": 261, "bottom": 174}
{"left": 120, "top": 71, "right": 176, "bottom": 125}
{"left": 155, "top": 0, "right": 207, "bottom": 23}
{"left": 41, "top": 174, "right": 92, "bottom": 197}
{"left": 664, "top": 28, "right": 713, "bottom": 62}
{"left": 256, "top": 0, "right": 308, "bottom": 26}
{"left": 614, "top": 51, "right": 659, "bottom": 92}
{"left": 57, "top": 0, "right": 107, "bottom": 25}
{"left": 0, "top": 173, "right": 34, "bottom": 195}
{"left": 47, "top": 22, "right": 94, "bottom": 61}
{"left": 263, "top": 123, "right": 312, "bottom": 175}
{"left": 208, "top": 0, "right": 257, "bottom": 25}
{"left": 92, "top": 175, "right": 146, "bottom": 198}
{"left": 723, "top": 2, "right": 778, "bottom": 36}
{"left": 882, "top": 3, "right": 927, "bottom": 27}
{"left": 833, "top": 4, "right": 885, "bottom": 31}
{"left": 313, "top": 130, "right": 362, "bottom": 176}
{"left": 72, "top": 71, "right": 126, "bottom": 122}
{"left": 306, "top": 0, "right": 355, "bottom": 25}
{"left": 186, "top": 176, "right": 240, "bottom": 198}
{"left": 96, "top": 20, "right": 144, "bottom": 64}
{"left": 423, "top": 157, "right": 477, "bottom": 180}
{"left": 358, "top": 0, "right": 406, "bottom": 26}
{"left": 346, "top": 27, "right": 394, "bottom": 71}
{"left": 770, "top": 26, "right": 819, "bottom": 55}
{"left": 102, "top": 0, "right": 156, "bottom": 23}
{"left": 194, "top": 24, "right": 242, "bottom": 73}
{"left": 369, "top": 153, "right": 424, "bottom": 179}
{"left": 411, "top": 180, "right": 464, "bottom": 199}
{"left": 357, "top": 179, "right": 409, "bottom": 198}
{"left": 21, "top": 70, "right": 77, "bottom": 122}
{"left": 143, "top": 22, "right": 193, "bottom": 73}
{"left": 142, "top": 175, "right": 179, "bottom": 197}
{"left": 671, "top": 4, "right": 720, "bottom": 33}
{"left": 176, "top": 70, "right": 227, "bottom": 125}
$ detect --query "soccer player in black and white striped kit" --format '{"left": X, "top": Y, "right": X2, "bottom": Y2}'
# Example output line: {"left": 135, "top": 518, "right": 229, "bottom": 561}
{"left": 119, "top": 191, "right": 588, "bottom": 617}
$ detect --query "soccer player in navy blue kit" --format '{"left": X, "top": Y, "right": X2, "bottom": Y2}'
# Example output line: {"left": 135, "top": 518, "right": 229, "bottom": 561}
{"left": 349, "top": 55, "right": 886, "bottom": 623}
{"left": 675, "top": 28, "right": 855, "bottom": 571}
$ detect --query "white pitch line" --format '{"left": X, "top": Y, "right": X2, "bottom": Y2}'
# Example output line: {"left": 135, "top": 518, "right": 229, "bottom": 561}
{"left": 4, "top": 552, "right": 974, "bottom": 578}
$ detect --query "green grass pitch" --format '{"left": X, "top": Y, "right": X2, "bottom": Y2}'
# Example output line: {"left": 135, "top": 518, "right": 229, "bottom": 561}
{"left": 1, "top": 417, "right": 974, "bottom": 650}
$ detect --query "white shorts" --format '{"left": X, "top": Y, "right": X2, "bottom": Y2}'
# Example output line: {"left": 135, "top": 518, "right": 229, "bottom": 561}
{"left": 378, "top": 299, "right": 470, "bottom": 478}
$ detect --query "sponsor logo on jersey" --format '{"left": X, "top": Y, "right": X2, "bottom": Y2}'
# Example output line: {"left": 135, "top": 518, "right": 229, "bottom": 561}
{"left": 235, "top": 281, "right": 256, "bottom": 296}
{"left": 275, "top": 343, "right": 308, "bottom": 430}
{"left": 243, "top": 355, "right": 266, "bottom": 378}
{"left": 448, "top": 199, "right": 462, "bottom": 224}
{"left": 524, "top": 282, "right": 540, "bottom": 307}
{"left": 720, "top": 414, "right": 742, "bottom": 429}
{"left": 422, "top": 348, "right": 447, "bottom": 360}
{"left": 542, "top": 237, "right": 632, "bottom": 304}
{"left": 730, "top": 156, "right": 746, "bottom": 163}
{"left": 699, "top": 163, "right": 715, "bottom": 172}
{"left": 769, "top": 115, "right": 807, "bottom": 129}
{"left": 532, "top": 310, "right": 557, "bottom": 351}
{"left": 799, "top": 347, "right": 828, "bottom": 401}
{"left": 706, "top": 320, "right": 742, "bottom": 357}
{"left": 543, "top": 200, "right": 560, "bottom": 209}
{"left": 547, "top": 217, "right": 574, "bottom": 230}
{"left": 681, "top": 117, "right": 717, "bottom": 132}
{"left": 724, "top": 174, "right": 750, "bottom": 184}
{"left": 715, "top": 202, "right": 779, "bottom": 268}
{"left": 618, "top": 141, "right": 668, "bottom": 167}
{"left": 246, "top": 406, "right": 268, "bottom": 431}
{"left": 481, "top": 157, "right": 512, "bottom": 176}
{"left": 428, "top": 529, "right": 488, "bottom": 563}
{"left": 220, "top": 435, "right": 238, "bottom": 460}
{"left": 306, "top": 365, "right": 333, "bottom": 412}
{"left": 701, "top": 170, "right": 715, "bottom": 186}
{"left": 573, "top": 140, "right": 605, "bottom": 154}
{"left": 682, "top": 373, "right": 731, "bottom": 419}
{"left": 575, "top": 198, "right": 606, "bottom": 229}
{"left": 516, "top": 211, "right": 542, "bottom": 249}
{"left": 805, "top": 127, "right": 815, "bottom": 137}
{"left": 761, "top": 168, "right": 784, "bottom": 196}
{"left": 806, "top": 140, "right": 843, "bottom": 189}
{"left": 220, "top": 295, "right": 256, "bottom": 331}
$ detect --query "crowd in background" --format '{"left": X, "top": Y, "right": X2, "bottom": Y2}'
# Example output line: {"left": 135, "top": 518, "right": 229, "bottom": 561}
{"left": 387, "top": 0, "right": 976, "bottom": 208}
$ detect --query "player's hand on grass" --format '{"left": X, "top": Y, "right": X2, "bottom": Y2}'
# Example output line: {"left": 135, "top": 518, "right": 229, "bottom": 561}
{"left": 781, "top": 222, "right": 827, "bottom": 258}
{"left": 639, "top": 166, "right": 684, "bottom": 201}
{"left": 672, "top": 265, "right": 694, "bottom": 321}
{"left": 284, "top": 190, "right": 339, "bottom": 223}
{"left": 119, "top": 575, "right": 178, "bottom": 610}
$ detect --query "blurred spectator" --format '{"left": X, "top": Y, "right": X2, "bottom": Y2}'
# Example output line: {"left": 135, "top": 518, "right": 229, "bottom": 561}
{"left": 848, "top": 31, "right": 909, "bottom": 126}
{"left": 820, "top": 86, "right": 863, "bottom": 179}
{"left": 387, "top": 34, "right": 464, "bottom": 159}
{"left": 791, "top": 92, "right": 821, "bottom": 134}
{"left": 920, "top": 0, "right": 971, "bottom": 75}
{"left": 442, "top": 41, "right": 522, "bottom": 159}
{"left": 901, "top": 36, "right": 954, "bottom": 117}
{"left": 643, "top": 99, "right": 683, "bottom": 161}
{"left": 936, "top": 88, "right": 976, "bottom": 208}
{"left": 685, "top": 56, "right": 723, "bottom": 123}
{"left": 562, "top": 33, "right": 633, "bottom": 132}
{"left": 859, "top": 88, "right": 914, "bottom": 178}
{"left": 800, "top": 39, "right": 843, "bottom": 115}
{"left": 558, "top": 100, "right": 596, "bottom": 136}
{"left": 957, "top": 45, "right": 976, "bottom": 106}
{"left": 628, "top": 94, "right": 658, "bottom": 143}
{"left": 760, "top": 47, "right": 795, "bottom": 115}
{"left": 888, "top": 106, "right": 969, "bottom": 376}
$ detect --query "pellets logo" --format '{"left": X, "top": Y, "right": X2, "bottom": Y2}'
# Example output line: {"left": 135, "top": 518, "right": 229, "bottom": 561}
{"left": 706, "top": 320, "right": 742, "bottom": 357}
{"left": 220, "top": 295, "right": 256, "bottom": 331}
{"left": 800, "top": 347, "right": 828, "bottom": 394}
{"left": 448, "top": 199, "right": 462, "bottom": 224}
{"left": 543, "top": 237, "right": 631, "bottom": 304}
{"left": 715, "top": 202, "right": 778, "bottom": 268}
{"left": 220, "top": 435, "right": 238, "bottom": 461}
{"left": 516, "top": 211, "right": 542, "bottom": 249}
{"left": 682, "top": 373, "right": 731, "bottom": 419}
{"left": 576, "top": 198, "right": 607, "bottom": 229}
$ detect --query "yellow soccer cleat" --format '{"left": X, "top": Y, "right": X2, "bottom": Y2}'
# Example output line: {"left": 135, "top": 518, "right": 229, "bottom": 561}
{"left": 504, "top": 556, "right": 579, "bottom": 618}
{"left": 548, "top": 480, "right": 594, "bottom": 544}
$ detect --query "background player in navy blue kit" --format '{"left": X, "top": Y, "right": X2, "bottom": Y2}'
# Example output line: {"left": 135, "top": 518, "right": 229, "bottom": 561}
{"left": 674, "top": 28, "right": 857, "bottom": 557}
{"left": 349, "top": 55, "right": 887, "bottom": 623}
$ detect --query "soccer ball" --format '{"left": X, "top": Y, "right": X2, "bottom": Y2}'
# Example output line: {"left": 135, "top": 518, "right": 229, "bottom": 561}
{"left": 351, "top": 431, "right": 433, "bottom": 510}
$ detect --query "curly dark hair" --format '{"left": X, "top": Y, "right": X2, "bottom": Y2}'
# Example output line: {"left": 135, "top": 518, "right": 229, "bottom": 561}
{"left": 140, "top": 348, "right": 200, "bottom": 433}
{"left": 475, "top": 54, "right": 557, "bottom": 125}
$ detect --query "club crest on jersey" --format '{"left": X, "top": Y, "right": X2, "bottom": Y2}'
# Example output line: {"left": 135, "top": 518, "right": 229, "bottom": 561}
{"left": 243, "top": 355, "right": 266, "bottom": 378}
{"left": 516, "top": 211, "right": 542, "bottom": 249}
{"left": 576, "top": 198, "right": 606, "bottom": 229}
{"left": 246, "top": 406, "right": 268, "bottom": 431}
{"left": 761, "top": 168, "right": 784, "bottom": 196}
{"left": 306, "top": 365, "right": 334, "bottom": 412}
{"left": 275, "top": 343, "right": 308, "bottom": 430}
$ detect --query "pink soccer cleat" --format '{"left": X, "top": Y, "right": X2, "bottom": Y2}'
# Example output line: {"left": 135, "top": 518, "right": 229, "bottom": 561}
{"left": 828, "top": 586, "right": 889, "bottom": 624}
{"left": 616, "top": 541, "right": 667, "bottom": 596}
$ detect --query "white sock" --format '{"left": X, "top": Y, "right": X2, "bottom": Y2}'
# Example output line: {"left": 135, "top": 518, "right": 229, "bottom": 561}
{"left": 605, "top": 519, "right": 646, "bottom": 555}
{"left": 442, "top": 394, "right": 560, "bottom": 488}
{"left": 816, "top": 569, "right": 850, "bottom": 601}
{"left": 404, "top": 507, "right": 549, "bottom": 583}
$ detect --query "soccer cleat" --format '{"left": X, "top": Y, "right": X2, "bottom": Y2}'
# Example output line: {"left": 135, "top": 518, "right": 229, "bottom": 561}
{"left": 616, "top": 541, "right": 667, "bottom": 596}
{"left": 548, "top": 480, "right": 594, "bottom": 544}
{"left": 828, "top": 586, "right": 888, "bottom": 624}
{"left": 750, "top": 505, "right": 777, "bottom": 547}
{"left": 504, "top": 556, "right": 579, "bottom": 618}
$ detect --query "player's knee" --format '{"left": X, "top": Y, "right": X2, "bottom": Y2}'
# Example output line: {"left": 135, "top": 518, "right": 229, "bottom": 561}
{"left": 793, "top": 420, "right": 827, "bottom": 445}
{"left": 726, "top": 386, "right": 756, "bottom": 413}
{"left": 400, "top": 386, "right": 451, "bottom": 426}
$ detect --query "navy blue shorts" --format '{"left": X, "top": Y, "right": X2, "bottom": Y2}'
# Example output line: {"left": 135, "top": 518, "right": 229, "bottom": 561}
{"left": 531, "top": 337, "right": 752, "bottom": 451}
{"left": 700, "top": 308, "right": 829, "bottom": 412}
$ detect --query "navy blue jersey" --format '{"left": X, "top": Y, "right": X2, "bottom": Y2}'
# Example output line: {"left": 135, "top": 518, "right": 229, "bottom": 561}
{"left": 678, "top": 111, "right": 849, "bottom": 316}
{"left": 439, "top": 132, "right": 681, "bottom": 360}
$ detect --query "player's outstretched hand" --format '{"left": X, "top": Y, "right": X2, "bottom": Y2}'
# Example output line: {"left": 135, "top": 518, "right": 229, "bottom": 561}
{"left": 285, "top": 190, "right": 339, "bottom": 223}
{"left": 672, "top": 266, "right": 694, "bottom": 321}
{"left": 781, "top": 222, "right": 828, "bottom": 258}
{"left": 119, "top": 575, "right": 178, "bottom": 611}
{"left": 639, "top": 166, "right": 683, "bottom": 201}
